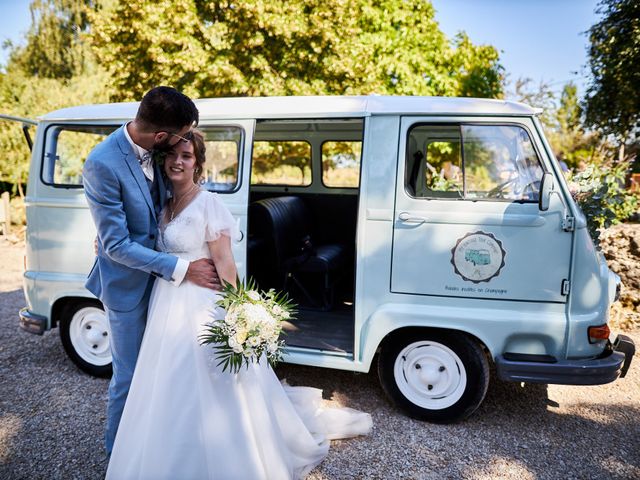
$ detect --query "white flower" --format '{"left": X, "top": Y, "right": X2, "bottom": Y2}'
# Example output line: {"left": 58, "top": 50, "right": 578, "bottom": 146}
{"left": 224, "top": 307, "right": 239, "bottom": 325}
{"left": 246, "top": 290, "right": 261, "bottom": 302}
{"left": 201, "top": 281, "right": 290, "bottom": 374}
{"left": 229, "top": 337, "right": 243, "bottom": 354}
{"left": 234, "top": 327, "right": 248, "bottom": 345}
{"left": 242, "top": 303, "right": 276, "bottom": 329}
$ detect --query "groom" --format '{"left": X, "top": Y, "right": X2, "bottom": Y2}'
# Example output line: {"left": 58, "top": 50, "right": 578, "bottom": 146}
{"left": 83, "top": 86, "right": 219, "bottom": 455}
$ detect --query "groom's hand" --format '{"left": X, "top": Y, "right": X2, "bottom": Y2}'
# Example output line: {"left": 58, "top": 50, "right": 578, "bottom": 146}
{"left": 186, "top": 258, "right": 220, "bottom": 289}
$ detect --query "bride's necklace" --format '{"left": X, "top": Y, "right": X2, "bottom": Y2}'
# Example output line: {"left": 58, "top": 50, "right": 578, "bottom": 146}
{"left": 169, "top": 183, "right": 199, "bottom": 221}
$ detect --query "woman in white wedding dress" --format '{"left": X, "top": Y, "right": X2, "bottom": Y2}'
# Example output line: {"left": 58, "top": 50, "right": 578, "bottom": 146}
{"left": 105, "top": 130, "right": 372, "bottom": 480}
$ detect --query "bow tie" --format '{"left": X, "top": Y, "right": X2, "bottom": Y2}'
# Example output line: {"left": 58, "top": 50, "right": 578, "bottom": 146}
{"left": 139, "top": 151, "right": 153, "bottom": 167}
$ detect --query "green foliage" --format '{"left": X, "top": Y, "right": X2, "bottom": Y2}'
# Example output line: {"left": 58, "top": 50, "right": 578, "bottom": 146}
{"left": 570, "top": 158, "right": 638, "bottom": 246}
{"left": 9, "top": 196, "right": 26, "bottom": 227}
{"left": 321, "top": 141, "right": 361, "bottom": 187}
{"left": 506, "top": 76, "right": 637, "bottom": 246}
{"left": 584, "top": 0, "right": 640, "bottom": 142}
{"left": 428, "top": 174, "right": 462, "bottom": 193}
{"left": 0, "top": 0, "right": 109, "bottom": 193}
{"left": 0, "top": 70, "right": 109, "bottom": 189}
{"left": 199, "top": 276, "right": 295, "bottom": 373}
{"left": 509, "top": 78, "right": 609, "bottom": 171}
{"left": 252, "top": 141, "right": 311, "bottom": 185}
{"left": 90, "top": 0, "right": 504, "bottom": 100}
{"left": 448, "top": 33, "right": 503, "bottom": 98}
{"left": 1, "top": 0, "right": 505, "bottom": 196}
{"left": 550, "top": 83, "right": 604, "bottom": 171}
{"left": 9, "top": 0, "right": 94, "bottom": 79}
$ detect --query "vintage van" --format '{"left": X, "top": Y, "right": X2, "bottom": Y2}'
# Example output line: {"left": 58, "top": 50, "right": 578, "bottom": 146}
{"left": 8, "top": 96, "right": 635, "bottom": 423}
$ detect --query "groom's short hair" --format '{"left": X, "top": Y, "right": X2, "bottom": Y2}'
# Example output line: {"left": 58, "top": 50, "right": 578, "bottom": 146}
{"left": 136, "top": 86, "right": 199, "bottom": 132}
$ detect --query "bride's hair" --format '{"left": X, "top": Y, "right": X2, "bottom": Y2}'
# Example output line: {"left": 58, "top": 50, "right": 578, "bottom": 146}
{"left": 191, "top": 129, "right": 206, "bottom": 183}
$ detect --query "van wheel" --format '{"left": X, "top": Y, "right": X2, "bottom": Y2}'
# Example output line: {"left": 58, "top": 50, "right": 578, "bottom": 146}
{"left": 59, "top": 301, "right": 112, "bottom": 378}
{"left": 378, "top": 330, "right": 489, "bottom": 423}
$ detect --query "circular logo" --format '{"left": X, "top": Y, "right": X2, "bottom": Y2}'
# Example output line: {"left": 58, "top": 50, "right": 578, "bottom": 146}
{"left": 451, "top": 231, "right": 506, "bottom": 283}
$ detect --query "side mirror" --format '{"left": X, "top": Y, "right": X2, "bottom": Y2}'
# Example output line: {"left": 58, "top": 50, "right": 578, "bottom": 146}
{"left": 539, "top": 172, "right": 554, "bottom": 211}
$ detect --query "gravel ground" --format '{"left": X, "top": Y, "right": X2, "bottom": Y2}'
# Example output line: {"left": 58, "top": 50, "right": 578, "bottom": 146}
{"left": 1, "top": 238, "right": 639, "bottom": 480}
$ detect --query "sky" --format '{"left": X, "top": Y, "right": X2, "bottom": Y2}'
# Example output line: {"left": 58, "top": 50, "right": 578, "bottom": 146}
{"left": 431, "top": 0, "right": 601, "bottom": 96}
{"left": 0, "top": 0, "right": 602, "bottom": 97}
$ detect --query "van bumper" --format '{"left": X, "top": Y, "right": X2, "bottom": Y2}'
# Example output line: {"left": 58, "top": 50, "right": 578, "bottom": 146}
{"left": 19, "top": 308, "right": 47, "bottom": 335}
{"left": 496, "top": 335, "right": 635, "bottom": 385}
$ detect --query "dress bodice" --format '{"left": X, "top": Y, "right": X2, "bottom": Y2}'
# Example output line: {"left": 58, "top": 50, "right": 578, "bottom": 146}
{"left": 158, "top": 191, "right": 238, "bottom": 262}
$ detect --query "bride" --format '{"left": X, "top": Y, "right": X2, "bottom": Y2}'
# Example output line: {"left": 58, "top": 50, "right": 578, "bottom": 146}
{"left": 105, "top": 130, "right": 372, "bottom": 480}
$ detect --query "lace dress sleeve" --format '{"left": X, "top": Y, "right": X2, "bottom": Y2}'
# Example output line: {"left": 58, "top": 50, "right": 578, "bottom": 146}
{"left": 204, "top": 192, "right": 240, "bottom": 242}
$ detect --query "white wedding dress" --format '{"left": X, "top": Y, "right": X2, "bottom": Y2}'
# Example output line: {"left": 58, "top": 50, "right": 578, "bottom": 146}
{"left": 105, "top": 191, "right": 372, "bottom": 480}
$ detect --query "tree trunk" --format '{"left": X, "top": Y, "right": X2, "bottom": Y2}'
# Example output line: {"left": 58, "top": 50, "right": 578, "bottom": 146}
{"left": 619, "top": 142, "right": 625, "bottom": 162}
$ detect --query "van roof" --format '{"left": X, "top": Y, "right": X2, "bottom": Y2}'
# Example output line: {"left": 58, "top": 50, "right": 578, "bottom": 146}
{"left": 39, "top": 95, "right": 539, "bottom": 121}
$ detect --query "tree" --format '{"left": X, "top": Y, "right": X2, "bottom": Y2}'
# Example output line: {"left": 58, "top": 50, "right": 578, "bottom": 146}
{"left": 584, "top": 0, "right": 640, "bottom": 144}
{"left": 90, "top": 0, "right": 504, "bottom": 100}
{"left": 8, "top": 0, "right": 94, "bottom": 79}
{"left": 552, "top": 83, "right": 602, "bottom": 170}
{"left": 448, "top": 33, "right": 503, "bottom": 98}
{"left": 0, "top": 0, "right": 109, "bottom": 196}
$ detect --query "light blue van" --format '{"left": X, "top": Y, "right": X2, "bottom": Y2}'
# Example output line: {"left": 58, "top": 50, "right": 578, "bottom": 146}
{"left": 6, "top": 96, "right": 635, "bottom": 422}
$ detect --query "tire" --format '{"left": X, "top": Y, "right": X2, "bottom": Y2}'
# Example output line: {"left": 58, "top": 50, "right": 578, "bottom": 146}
{"left": 59, "top": 301, "right": 112, "bottom": 378}
{"left": 378, "top": 329, "right": 489, "bottom": 423}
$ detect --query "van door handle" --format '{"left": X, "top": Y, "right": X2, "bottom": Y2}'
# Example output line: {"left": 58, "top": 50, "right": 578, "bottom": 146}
{"left": 398, "top": 212, "right": 427, "bottom": 223}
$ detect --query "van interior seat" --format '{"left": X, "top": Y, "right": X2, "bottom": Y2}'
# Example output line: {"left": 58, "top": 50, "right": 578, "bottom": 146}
{"left": 248, "top": 196, "right": 346, "bottom": 309}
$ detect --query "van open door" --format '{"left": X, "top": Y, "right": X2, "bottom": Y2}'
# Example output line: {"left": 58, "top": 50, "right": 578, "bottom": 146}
{"left": 0, "top": 114, "right": 38, "bottom": 151}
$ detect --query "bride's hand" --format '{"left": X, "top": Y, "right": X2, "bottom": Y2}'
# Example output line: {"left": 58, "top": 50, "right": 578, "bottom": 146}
{"left": 186, "top": 258, "right": 220, "bottom": 289}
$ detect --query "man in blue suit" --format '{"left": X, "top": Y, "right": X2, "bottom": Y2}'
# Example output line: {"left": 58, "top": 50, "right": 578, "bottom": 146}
{"left": 83, "top": 86, "right": 218, "bottom": 455}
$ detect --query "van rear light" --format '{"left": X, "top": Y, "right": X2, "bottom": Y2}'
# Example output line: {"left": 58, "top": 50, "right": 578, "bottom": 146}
{"left": 23, "top": 255, "right": 26, "bottom": 271}
{"left": 588, "top": 324, "right": 610, "bottom": 343}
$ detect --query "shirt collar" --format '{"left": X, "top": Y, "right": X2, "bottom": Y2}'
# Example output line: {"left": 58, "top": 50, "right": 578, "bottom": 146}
{"left": 124, "top": 122, "right": 150, "bottom": 160}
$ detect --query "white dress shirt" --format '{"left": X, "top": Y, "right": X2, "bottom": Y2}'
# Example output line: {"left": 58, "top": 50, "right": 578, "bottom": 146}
{"left": 123, "top": 122, "right": 154, "bottom": 182}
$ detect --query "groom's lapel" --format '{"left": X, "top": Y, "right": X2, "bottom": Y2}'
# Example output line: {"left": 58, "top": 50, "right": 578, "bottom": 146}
{"left": 115, "top": 126, "right": 155, "bottom": 218}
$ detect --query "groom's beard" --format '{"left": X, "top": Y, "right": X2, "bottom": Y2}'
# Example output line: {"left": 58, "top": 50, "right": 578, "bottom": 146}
{"left": 153, "top": 138, "right": 173, "bottom": 152}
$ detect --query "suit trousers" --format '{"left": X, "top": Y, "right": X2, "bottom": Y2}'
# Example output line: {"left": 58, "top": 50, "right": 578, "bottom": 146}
{"left": 104, "top": 277, "right": 155, "bottom": 454}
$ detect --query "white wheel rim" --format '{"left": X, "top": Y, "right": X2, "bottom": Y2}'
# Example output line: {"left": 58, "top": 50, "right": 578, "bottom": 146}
{"left": 69, "top": 307, "right": 112, "bottom": 367}
{"left": 394, "top": 340, "right": 467, "bottom": 410}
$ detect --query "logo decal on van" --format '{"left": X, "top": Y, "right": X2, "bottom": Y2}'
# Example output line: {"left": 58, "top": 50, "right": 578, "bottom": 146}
{"left": 451, "top": 231, "right": 505, "bottom": 283}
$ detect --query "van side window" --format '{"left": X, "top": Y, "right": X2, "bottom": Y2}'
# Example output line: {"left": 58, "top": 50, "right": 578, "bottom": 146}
{"left": 42, "top": 126, "right": 115, "bottom": 187}
{"left": 406, "top": 125, "right": 463, "bottom": 198}
{"left": 201, "top": 126, "right": 243, "bottom": 192}
{"left": 251, "top": 141, "right": 312, "bottom": 186}
{"left": 322, "top": 141, "right": 362, "bottom": 188}
{"left": 406, "top": 124, "right": 543, "bottom": 202}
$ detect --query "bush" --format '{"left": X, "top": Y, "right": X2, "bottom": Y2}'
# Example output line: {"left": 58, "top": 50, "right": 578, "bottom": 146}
{"left": 9, "top": 195, "right": 26, "bottom": 227}
{"left": 569, "top": 158, "right": 638, "bottom": 247}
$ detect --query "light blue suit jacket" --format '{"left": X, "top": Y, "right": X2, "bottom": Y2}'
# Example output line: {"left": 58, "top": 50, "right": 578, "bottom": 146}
{"left": 83, "top": 125, "right": 178, "bottom": 312}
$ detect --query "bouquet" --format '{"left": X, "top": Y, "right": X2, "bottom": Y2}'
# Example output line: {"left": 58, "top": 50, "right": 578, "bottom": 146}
{"left": 199, "top": 277, "right": 296, "bottom": 373}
